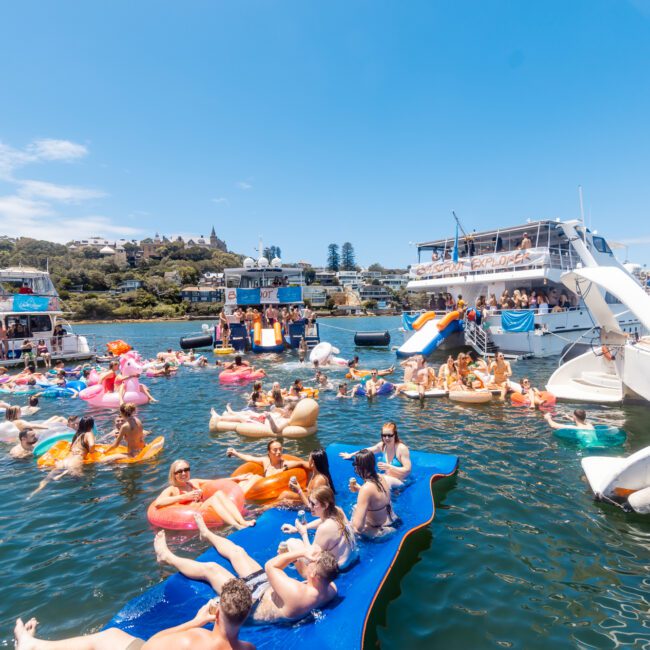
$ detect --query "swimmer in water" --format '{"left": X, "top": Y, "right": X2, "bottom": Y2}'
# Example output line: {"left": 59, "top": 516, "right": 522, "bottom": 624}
{"left": 9, "top": 429, "right": 38, "bottom": 459}
{"left": 544, "top": 409, "right": 594, "bottom": 430}
{"left": 104, "top": 403, "right": 146, "bottom": 458}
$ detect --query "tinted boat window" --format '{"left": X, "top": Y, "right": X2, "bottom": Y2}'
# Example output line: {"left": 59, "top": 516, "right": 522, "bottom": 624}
{"left": 29, "top": 315, "right": 52, "bottom": 333}
{"left": 592, "top": 236, "right": 612, "bottom": 254}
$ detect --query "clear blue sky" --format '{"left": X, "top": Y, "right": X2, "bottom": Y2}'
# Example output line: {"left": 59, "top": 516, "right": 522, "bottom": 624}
{"left": 1, "top": 0, "right": 649, "bottom": 268}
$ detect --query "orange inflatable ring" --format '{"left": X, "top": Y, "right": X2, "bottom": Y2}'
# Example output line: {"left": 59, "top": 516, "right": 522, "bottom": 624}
{"left": 231, "top": 454, "right": 307, "bottom": 503}
{"left": 146, "top": 479, "right": 245, "bottom": 530}
{"left": 37, "top": 436, "right": 165, "bottom": 467}
{"left": 510, "top": 391, "right": 557, "bottom": 407}
{"left": 107, "top": 340, "right": 132, "bottom": 356}
{"left": 300, "top": 387, "right": 319, "bottom": 399}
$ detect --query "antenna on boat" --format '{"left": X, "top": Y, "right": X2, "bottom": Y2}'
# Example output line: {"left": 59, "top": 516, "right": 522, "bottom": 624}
{"left": 578, "top": 185, "right": 587, "bottom": 242}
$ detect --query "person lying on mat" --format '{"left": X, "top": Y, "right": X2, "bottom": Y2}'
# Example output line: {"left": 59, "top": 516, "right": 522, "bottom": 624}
{"left": 347, "top": 450, "right": 396, "bottom": 537}
{"left": 154, "top": 516, "right": 339, "bottom": 624}
{"left": 544, "top": 409, "right": 594, "bottom": 430}
{"left": 13, "top": 577, "right": 254, "bottom": 650}
{"left": 339, "top": 422, "right": 411, "bottom": 487}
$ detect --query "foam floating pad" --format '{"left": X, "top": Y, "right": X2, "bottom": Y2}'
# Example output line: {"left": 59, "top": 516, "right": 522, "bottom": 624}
{"left": 106, "top": 442, "right": 459, "bottom": 648}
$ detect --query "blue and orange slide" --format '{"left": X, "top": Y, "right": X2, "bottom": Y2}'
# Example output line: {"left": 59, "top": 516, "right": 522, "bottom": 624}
{"left": 106, "top": 443, "right": 459, "bottom": 649}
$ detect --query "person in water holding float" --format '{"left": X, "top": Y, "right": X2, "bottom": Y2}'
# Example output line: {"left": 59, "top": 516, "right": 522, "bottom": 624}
{"left": 362, "top": 370, "right": 387, "bottom": 398}
{"left": 347, "top": 450, "right": 396, "bottom": 537}
{"left": 544, "top": 409, "right": 594, "bottom": 430}
{"left": 280, "top": 448, "right": 335, "bottom": 505}
{"left": 280, "top": 485, "right": 358, "bottom": 571}
{"left": 154, "top": 520, "right": 339, "bottom": 625}
{"left": 340, "top": 422, "right": 411, "bottom": 488}
{"left": 152, "top": 459, "right": 254, "bottom": 530}
{"left": 14, "top": 577, "right": 254, "bottom": 650}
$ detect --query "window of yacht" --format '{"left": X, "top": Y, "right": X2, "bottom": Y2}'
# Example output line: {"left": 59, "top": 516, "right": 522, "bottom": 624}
{"left": 592, "top": 236, "right": 613, "bottom": 254}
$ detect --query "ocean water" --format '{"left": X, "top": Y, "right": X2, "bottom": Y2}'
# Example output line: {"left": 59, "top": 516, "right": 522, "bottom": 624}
{"left": 1, "top": 317, "right": 649, "bottom": 648}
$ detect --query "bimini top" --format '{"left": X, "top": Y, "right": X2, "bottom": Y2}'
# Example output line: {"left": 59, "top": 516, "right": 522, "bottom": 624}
{"left": 106, "top": 442, "right": 459, "bottom": 649}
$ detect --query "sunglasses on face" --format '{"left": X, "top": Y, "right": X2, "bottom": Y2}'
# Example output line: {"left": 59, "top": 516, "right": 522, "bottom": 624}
{"left": 175, "top": 467, "right": 190, "bottom": 475}
{"left": 382, "top": 433, "right": 395, "bottom": 438}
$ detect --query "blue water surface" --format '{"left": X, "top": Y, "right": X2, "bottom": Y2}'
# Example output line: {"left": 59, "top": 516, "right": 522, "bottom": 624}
{"left": 1, "top": 316, "right": 649, "bottom": 649}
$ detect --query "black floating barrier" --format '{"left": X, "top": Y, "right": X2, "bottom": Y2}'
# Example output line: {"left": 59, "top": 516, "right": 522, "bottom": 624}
{"left": 354, "top": 331, "right": 391, "bottom": 347}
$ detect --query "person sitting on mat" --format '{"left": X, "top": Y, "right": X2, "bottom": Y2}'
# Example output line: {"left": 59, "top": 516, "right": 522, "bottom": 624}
{"left": 13, "top": 577, "right": 254, "bottom": 650}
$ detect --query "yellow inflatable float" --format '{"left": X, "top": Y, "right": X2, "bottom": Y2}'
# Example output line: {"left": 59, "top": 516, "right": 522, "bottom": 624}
{"left": 37, "top": 436, "right": 165, "bottom": 467}
{"left": 209, "top": 398, "right": 319, "bottom": 439}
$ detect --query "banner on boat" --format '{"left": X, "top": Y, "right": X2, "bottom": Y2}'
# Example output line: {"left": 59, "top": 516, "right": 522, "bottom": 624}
{"left": 225, "top": 286, "right": 302, "bottom": 306}
{"left": 11, "top": 295, "right": 58, "bottom": 312}
{"left": 410, "top": 247, "right": 550, "bottom": 278}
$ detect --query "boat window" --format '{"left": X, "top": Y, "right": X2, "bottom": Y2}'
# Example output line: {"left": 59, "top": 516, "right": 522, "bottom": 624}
{"left": 605, "top": 292, "right": 621, "bottom": 305}
{"left": 5, "top": 316, "right": 28, "bottom": 338}
{"left": 592, "top": 236, "right": 612, "bottom": 254}
{"left": 29, "top": 314, "right": 52, "bottom": 333}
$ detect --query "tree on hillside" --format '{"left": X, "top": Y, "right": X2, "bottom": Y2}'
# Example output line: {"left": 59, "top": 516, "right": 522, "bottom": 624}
{"left": 303, "top": 266, "right": 316, "bottom": 285}
{"left": 341, "top": 242, "right": 356, "bottom": 270}
{"left": 368, "top": 262, "right": 385, "bottom": 273}
{"left": 327, "top": 244, "right": 340, "bottom": 272}
{"left": 263, "top": 245, "right": 282, "bottom": 262}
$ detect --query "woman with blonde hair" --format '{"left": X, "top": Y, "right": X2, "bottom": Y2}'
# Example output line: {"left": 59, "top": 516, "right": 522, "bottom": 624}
{"left": 281, "top": 485, "right": 357, "bottom": 570}
{"left": 152, "top": 459, "right": 254, "bottom": 530}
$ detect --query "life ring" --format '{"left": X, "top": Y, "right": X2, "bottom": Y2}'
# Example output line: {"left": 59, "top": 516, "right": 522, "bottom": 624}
{"left": 309, "top": 342, "right": 339, "bottom": 365}
{"left": 146, "top": 479, "right": 245, "bottom": 530}
{"left": 510, "top": 391, "right": 556, "bottom": 407}
{"left": 230, "top": 455, "right": 307, "bottom": 503}
{"left": 214, "top": 347, "right": 236, "bottom": 355}
{"left": 37, "top": 436, "right": 165, "bottom": 467}
{"left": 448, "top": 390, "right": 492, "bottom": 404}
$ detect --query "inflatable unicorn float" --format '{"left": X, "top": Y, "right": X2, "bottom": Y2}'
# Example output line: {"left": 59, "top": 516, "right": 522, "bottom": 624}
{"left": 79, "top": 351, "right": 152, "bottom": 409}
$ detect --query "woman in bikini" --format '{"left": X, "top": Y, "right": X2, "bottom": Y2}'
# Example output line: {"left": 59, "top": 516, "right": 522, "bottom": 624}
{"left": 437, "top": 355, "right": 457, "bottom": 390}
{"left": 280, "top": 448, "right": 335, "bottom": 505}
{"left": 152, "top": 459, "right": 254, "bottom": 530}
{"left": 226, "top": 439, "right": 305, "bottom": 494}
{"left": 281, "top": 485, "right": 358, "bottom": 570}
{"left": 348, "top": 450, "right": 395, "bottom": 537}
{"left": 488, "top": 352, "right": 512, "bottom": 399}
{"left": 340, "top": 422, "right": 411, "bottom": 487}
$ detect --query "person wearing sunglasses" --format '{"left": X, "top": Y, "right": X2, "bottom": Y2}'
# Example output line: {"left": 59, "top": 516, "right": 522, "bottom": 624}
{"left": 519, "top": 377, "right": 547, "bottom": 409}
{"left": 152, "top": 459, "right": 254, "bottom": 530}
{"left": 488, "top": 352, "right": 512, "bottom": 399}
{"left": 281, "top": 486, "right": 357, "bottom": 570}
{"left": 339, "top": 422, "right": 411, "bottom": 488}
{"left": 363, "top": 369, "right": 387, "bottom": 398}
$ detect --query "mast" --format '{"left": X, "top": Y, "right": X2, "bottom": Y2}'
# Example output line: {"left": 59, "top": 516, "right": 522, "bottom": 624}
{"left": 578, "top": 185, "right": 586, "bottom": 243}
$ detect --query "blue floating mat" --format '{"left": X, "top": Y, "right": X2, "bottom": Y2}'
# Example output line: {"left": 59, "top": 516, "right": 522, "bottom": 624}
{"left": 554, "top": 425, "right": 626, "bottom": 449}
{"left": 106, "top": 443, "right": 458, "bottom": 648}
{"left": 354, "top": 382, "right": 394, "bottom": 397}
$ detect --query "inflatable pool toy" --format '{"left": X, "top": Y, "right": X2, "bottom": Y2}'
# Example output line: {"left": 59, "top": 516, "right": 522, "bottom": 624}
{"left": 231, "top": 454, "right": 308, "bottom": 502}
{"left": 554, "top": 425, "right": 626, "bottom": 449}
{"left": 218, "top": 368, "right": 265, "bottom": 384}
{"left": 346, "top": 368, "right": 395, "bottom": 380}
{"left": 32, "top": 429, "right": 75, "bottom": 458}
{"left": 146, "top": 479, "right": 245, "bottom": 530}
{"left": 309, "top": 341, "right": 338, "bottom": 365}
{"left": 300, "top": 387, "right": 319, "bottom": 399}
{"left": 0, "top": 421, "right": 19, "bottom": 443}
{"left": 511, "top": 391, "right": 556, "bottom": 407}
{"left": 37, "top": 435, "right": 165, "bottom": 467}
{"left": 403, "top": 389, "right": 448, "bottom": 399}
{"left": 252, "top": 321, "right": 284, "bottom": 353}
{"left": 106, "top": 442, "right": 459, "bottom": 647}
{"left": 107, "top": 340, "right": 132, "bottom": 356}
{"left": 582, "top": 445, "right": 650, "bottom": 513}
{"left": 448, "top": 390, "right": 492, "bottom": 404}
{"left": 146, "top": 367, "right": 178, "bottom": 378}
{"left": 209, "top": 398, "right": 319, "bottom": 439}
{"left": 213, "top": 347, "right": 235, "bottom": 355}
{"left": 354, "top": 382, "right": 395, "bottom": 397}
{"left": 40, "top": 386, "right": 79, "bottom": 398}
{"left": 65, "top": 380, "right": 87, "bottom": 392}
{"left": 79, "top": 353, "right": 150, "bottom": 409}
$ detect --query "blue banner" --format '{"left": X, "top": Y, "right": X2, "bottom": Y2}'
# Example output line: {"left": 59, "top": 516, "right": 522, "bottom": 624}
{"left": 236, "top": 289, "right": 260, "bottom": 305}
{"left": 501, "top": 310, "right": 535, "bottom": 332}
{"left": 12, "top": 295, "right": 51, "bottom": 312}
{"left": 277, "top": 286, "right": 302, "bottom": 303}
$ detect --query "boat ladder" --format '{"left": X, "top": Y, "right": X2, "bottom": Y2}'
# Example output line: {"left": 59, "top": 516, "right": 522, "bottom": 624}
{"left": 464, "top": 319, "right": 498, "bottom": 357}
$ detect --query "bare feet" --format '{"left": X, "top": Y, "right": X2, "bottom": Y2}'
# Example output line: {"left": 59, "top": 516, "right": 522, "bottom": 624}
{"left": 154, "top": 530, "right": 171, "bottom": 564}
{"left": 14, "top": 617, "right": 38, "bottom": 650}
{"left": 193, "top": 512, "right": 211, "bottom": 539}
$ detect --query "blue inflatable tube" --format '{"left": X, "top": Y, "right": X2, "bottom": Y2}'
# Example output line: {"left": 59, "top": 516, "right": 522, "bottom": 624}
{"left": 106, "top": 443, "right": 459, "bottom": 648}
{"left": 33, "top": 431, "right": 74, "bottom": 458}
{"left": 40, "top": 386, "right": 78, "bottom": 398}
{"left": 354, "top": 382, "right": 394, "bottom": 397}
{"left": 553, "top": 425, "right": 626, "bottom": 449}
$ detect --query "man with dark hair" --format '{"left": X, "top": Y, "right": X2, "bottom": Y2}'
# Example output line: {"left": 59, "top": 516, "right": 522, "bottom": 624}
{"left": 14, "top": 578, "right": 254, "bottom": 650}
{"left": 544, "top": 408, "right": 594, "bottom": 431}
{"left": 155, "top": 514, "right": 338, "bottom": 624}
{"left": 10, "top": 429, "right": 38, "bottom": 459}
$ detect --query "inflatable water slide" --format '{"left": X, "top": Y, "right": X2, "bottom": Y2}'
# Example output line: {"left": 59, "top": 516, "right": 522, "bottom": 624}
{"left": 396, "top": 311, "right": 463, "bottom": 357}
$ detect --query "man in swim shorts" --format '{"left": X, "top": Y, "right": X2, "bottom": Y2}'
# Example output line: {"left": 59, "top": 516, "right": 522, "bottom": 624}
{"left": 154, "top": 517, "right": 339, "bottom": 625}
{"left": 13, "top": 577, "right": 254, "bottom": 649}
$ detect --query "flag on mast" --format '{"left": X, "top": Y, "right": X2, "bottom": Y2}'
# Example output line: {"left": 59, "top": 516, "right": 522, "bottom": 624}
{"left": 452, "top": 222, "right": 459, "bottom": 262}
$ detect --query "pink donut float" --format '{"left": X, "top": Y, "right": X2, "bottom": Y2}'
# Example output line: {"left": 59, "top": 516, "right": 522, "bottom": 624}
{"left": 219, "top": 368, "right": 265, "bottom": 384}
{"left": 146, "top": 479, "right": 245, "bottom": 530}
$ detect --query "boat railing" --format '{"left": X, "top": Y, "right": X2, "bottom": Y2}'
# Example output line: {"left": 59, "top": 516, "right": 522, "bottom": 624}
{"left": 0, "top": 333, "right": 91, "bottom": 360}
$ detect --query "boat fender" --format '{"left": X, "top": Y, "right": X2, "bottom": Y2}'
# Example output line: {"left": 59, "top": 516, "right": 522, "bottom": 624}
{"left": 179, "top": 334, "right": 214, "bottom": 350}
{"left": 354, "top": 331, "right": 391, "bottom": 347}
